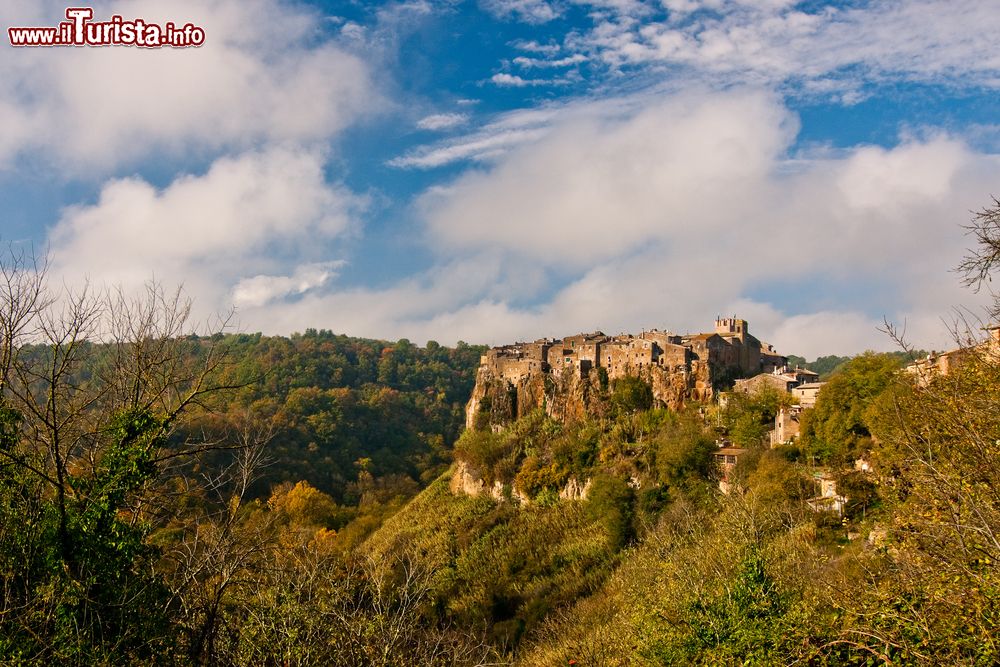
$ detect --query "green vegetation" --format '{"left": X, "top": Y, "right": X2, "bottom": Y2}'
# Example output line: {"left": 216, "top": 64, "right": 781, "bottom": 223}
{"left": 6, "top": 194, "right": 1000, "bottom": 666}
{"left": 717, "top": 384, "right": 788, "bottom": 447}
{"left": 0, "top": 259, "right": 486, "bottom": 665}
{"left": 186, "top": 329, "right": 484, "bottom": 500}
{"left": 513, "top": 345, "right": 1000, "bottom": 665}
{"left": 798, "top": 351, "right": 902, "bottom": 465}
{"left": 9, "top": 308, "right": 999, "bottom": 665}
{"left": 789, "top": 349, "right": 929, "bottom": 380}
{"left": 609, "top": 375, "right": 654, "bottom": 414}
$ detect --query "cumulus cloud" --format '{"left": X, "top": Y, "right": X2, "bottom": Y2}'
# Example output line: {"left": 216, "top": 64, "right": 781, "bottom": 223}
{"left": 383, "top": 89, "right": 996, "bottom": 352}
{"left": 0, "top": 0, "right": 378, "bottom": 170}
{"left": 48, "top": 147, "right": 364, "bottom": 317}
{"left": 420, "top": 89, "right": 798, "bottom": 267}
{"left": 153, "top": 86, "right": 997, "bottom": 357}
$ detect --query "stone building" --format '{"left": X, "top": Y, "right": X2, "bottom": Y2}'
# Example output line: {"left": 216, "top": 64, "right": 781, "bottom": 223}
{"left": 733, "top": 366, "right": 820, "bottom": 396}
{"left": 904, "top": 324, "right": 1000, "bottom": 386}
{"left": 770, "top": 405, "right": 801, "bottom": 446}
{"left": 466, "top": 318, "right": 788, "bottom": 428}
{"left": 792, "top": 382, "right": 825, "bottom": 409}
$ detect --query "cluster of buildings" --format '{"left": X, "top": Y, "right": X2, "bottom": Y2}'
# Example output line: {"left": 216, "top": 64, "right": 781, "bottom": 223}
{"left": 728, "top": 365, "right": 825, "bottom": 447}
{"left": 904, "top": 323, "right": 1000, "bottom": 385}
{"left": 478, "top": 317, "right": 787, "bottom": 390}
{"left": 717, "top": 363, "right": 835, "bottom": 504}
{"left": 467, "top": 317, "right": 793, "bottom": 434}
{"left": 472, "top": 316, "right": 884, "bottom": 516}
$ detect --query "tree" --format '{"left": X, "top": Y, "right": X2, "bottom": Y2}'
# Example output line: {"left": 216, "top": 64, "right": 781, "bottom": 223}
{"left": 959, "top": 195, "right": 1000, "bottom": 316}
{"left": 0, "top": 249, "right": 239, "bottom": 664}
{"left": 798, "top": 352, "right": 901, "bottom": 465}
{"left": 720, "top": 386, "right": 788, "bottom": 448}
{"left": 808, "top": 196, "right": 1000, "bottom": 664}
{"left": 610, "top": 376, "right": 653, "bottom": 415}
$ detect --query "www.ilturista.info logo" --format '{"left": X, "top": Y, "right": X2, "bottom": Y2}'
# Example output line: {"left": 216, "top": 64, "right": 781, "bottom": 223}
{"left": 8, "top": 7, "right": 205, "bottom": 48}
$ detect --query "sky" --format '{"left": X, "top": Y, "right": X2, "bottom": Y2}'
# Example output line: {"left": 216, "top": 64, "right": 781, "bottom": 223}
{"left": 2, "top": 0, "right": 1000, "bottom": 358}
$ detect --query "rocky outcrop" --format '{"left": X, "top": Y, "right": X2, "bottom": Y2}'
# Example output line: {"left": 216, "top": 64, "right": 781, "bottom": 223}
{"left": 465, "top": 366, "right": 549, "bottom": 430}
{"left": 466, "top": 361, "right": 711, "bottom": 430}
{"left": 450, "top": 460, "right": 486, "bottom": 496}
{"left": 450, "top": 461, "right": 533, "bottom": 504}
{"left": 559, "top": 477, "right": 592, "bottom": 501}
{"left": 450, "top": 461, "right": 593, "bottom": 506}
{"left": 465, "top": 319, "right": 784, "bottom": 429}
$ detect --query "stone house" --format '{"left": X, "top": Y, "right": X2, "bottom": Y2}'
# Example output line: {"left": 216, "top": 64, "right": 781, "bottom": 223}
{"left": 792, "top": 381, "right": 825, "bottom": 409}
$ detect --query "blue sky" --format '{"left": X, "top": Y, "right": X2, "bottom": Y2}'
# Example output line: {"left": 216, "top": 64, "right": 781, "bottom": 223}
{"left": 2, "top": 0, "right": 1000, "bottom": 357}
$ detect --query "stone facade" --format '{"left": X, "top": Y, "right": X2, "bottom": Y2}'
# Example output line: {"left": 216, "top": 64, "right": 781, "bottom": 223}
{"left": 466, "top": 318, "right": 786, "bottom": 428}
{"left": 903, "top": 324, "right": 1000, "bottom": 386}
{"left": 770, "top": 405, "right": 801, "bottom": 446}
{"left": 792, "top": 382, "right": 825, "bottom": 409}
{"left": 733, "top": 367, "right": 821, "bottom": 396}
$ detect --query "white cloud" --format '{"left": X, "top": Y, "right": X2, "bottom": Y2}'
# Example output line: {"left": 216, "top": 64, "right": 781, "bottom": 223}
{"left": 389, "top": 105, "right": 568, "bottom": 168}
{"left": 513, "top": 54, "right": 588, "bottom": 68}
{"left": 232, "top": 262, "right": 344, "bottom": 308}
{"left": 481, "top": 0, "right": 561, "bottom": 24}
{"left": 420, "top": 89, "right": 797, "bottom": 268}
{"left": 416, "top": 113, "right": 469, "bottom": 130}
{"left": 573, "top": 0, "right": 652, "bottom": 19}
{"left": 388, "top": 127, "right": 549, "bottom": 168}
{"left": 0, "top": 0, "right": 378, "bottom": 170}
{"left": 491, "top": 73, "right": 549, "bottom": 87}
{"left": 374, "top": 89, "right": 998, "bottom": 353}
{"left": 48, "top": 147, "right": 364, "bottom": 316}
{"left": 389, "top": 95, "right": 641, "bottom": 169}
{"left": 661, "top": 0, "right": 701, "bottom": 15}
{"left": 510, "top": 39, "right": 563, "bottom": 55}
{"left": 37, "top": 84, "right": 998, "bottom": 355}
{"left": 550, "top": 0, "right": 1000, "bottom": 94}
{"left": 169, "top": 89, "right": 997, "bottom": 357}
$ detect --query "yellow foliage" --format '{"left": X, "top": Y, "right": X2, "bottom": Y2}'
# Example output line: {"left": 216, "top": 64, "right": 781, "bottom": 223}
{"left": 268, "top": 480, "right": 339, "bottom": 529}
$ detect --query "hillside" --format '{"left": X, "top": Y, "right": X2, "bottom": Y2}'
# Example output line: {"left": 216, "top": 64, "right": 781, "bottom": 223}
{"left": 13, "top": 329, "right": 485, "bottom": 503}
{"left": 351, "top": 348, "right": 1000, "bottom": 664}
{"left": 4, "top": 285, "right": 1000, "bottom": 665}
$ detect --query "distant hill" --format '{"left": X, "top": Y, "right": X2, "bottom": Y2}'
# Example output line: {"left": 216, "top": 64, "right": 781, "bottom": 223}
{"left": 787, "top": 350, "right": 928, "bottom": 380}
{"left": 198, "top": 330, "right": 487, "bottom": 501}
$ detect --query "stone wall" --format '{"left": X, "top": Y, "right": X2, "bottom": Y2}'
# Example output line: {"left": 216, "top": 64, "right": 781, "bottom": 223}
{"left": 466, "top": 320, "right": 784, "bottom": 429}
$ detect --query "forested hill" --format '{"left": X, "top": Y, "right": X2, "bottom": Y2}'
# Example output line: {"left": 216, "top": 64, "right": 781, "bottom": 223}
{"left": 167, "top": 330, "right": 486, "bottom": 502}
{"left": 787, "top": 349, "right": 928, "bottom": 379}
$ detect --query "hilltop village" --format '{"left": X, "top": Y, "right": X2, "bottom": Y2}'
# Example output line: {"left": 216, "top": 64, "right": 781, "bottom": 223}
{"left": 467, "top": 318, "right": 793, "bottom": 429}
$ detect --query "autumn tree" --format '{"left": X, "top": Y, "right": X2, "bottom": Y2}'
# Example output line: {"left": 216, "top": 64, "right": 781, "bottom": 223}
{"left": 0, "top": 249, "right": 238, "bottom": 664}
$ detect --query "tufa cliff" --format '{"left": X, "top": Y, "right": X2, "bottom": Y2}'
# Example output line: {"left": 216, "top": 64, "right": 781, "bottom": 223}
{"left": 466, "top": 318, "right": 786, "bottom": 429}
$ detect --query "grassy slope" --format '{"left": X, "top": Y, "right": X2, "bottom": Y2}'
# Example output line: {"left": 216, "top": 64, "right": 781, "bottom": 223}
{"left": 363, "top": 471, "right": 622, "bottom": 651}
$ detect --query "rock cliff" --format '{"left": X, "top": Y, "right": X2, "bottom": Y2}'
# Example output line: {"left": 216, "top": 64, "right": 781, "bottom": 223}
{"left": 465, "top": 361, "right": 713, "bottom": 430}
{"left": 465, "top": 319, "right": 784, "bottom": 430}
